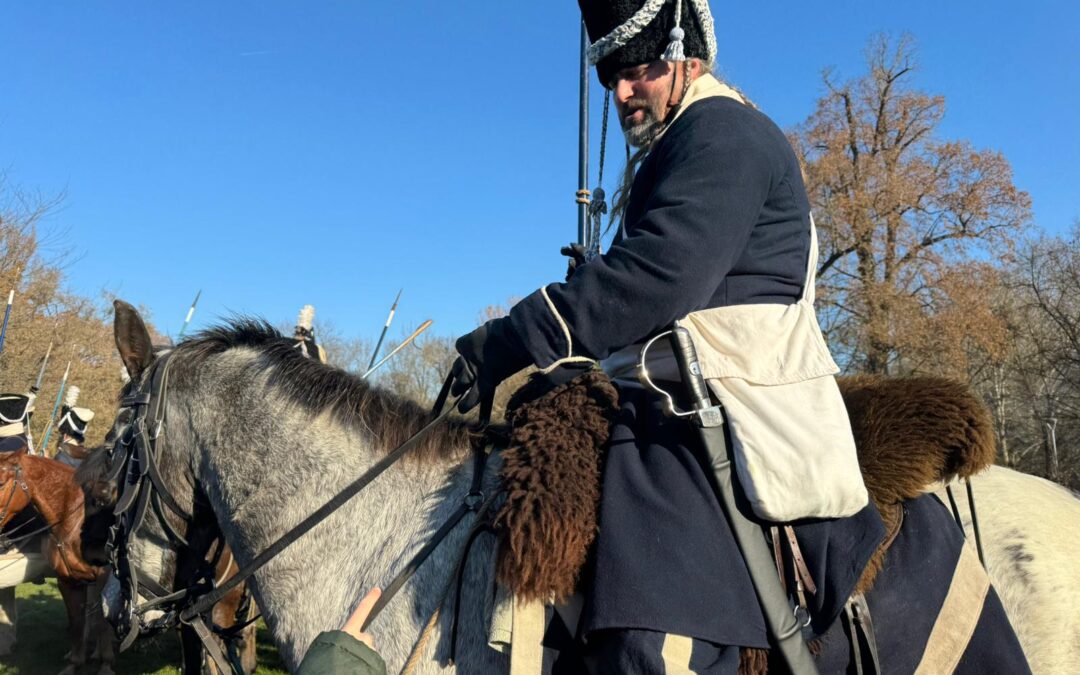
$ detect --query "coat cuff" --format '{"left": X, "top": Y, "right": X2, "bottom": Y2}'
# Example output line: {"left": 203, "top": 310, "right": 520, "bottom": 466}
{"left": 508, "top": 285, "right": 575, "bottom": 370}
{"left": 301, "top": 631, "right": 387, "bottom": 674}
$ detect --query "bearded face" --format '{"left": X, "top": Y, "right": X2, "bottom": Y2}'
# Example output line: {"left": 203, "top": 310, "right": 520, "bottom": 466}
{"left": 611, "top": 60, "right": 680, "bottom": 148}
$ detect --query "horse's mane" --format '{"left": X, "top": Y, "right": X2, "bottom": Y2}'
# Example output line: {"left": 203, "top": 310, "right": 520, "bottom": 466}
{"left": 173, "top": 318, "right": 472, "bottom": 464}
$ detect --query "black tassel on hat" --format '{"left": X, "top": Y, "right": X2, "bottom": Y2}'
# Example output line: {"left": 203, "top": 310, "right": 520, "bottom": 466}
{"left": 579, "top": 0, "right": 712, "bottom": 86}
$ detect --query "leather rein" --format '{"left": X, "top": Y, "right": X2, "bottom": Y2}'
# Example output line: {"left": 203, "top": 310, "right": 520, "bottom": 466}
{"left": 104, "top": 352, "right": 485, "bottom": 674}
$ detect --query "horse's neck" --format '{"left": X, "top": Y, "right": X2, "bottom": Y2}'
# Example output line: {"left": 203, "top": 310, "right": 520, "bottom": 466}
{"left": 22, "top": 455, "right": 96, "bottom": 580}
{"left": 192, "top": 411, "right": 488, "bottom": 670}
{"left": 23, "top": 456, "right": 82, "bottom": 540}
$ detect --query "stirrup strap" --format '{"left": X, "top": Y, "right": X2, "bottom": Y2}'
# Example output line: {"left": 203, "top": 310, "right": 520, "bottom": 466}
{"left": 843, "top": 593, "right": 880, "bottom": 675}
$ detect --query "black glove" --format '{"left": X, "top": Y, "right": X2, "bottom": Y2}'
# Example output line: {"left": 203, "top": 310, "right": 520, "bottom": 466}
{"left": 560, "top": 243, "right": 589, "bottom": 282}
{"left": 450, "top": 317, "right": 532, "bottom": 416}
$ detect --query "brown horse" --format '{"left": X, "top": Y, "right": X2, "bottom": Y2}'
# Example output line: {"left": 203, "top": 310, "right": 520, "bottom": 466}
{"left": 77, "top": 448, "right": 260, "bottom": 674}
{"left": 0, "top": 447, "right": 115, "bottom": 675}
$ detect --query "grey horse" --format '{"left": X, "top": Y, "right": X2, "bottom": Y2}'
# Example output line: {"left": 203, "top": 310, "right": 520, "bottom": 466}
{"left": 93, "top": 301, "right": 507, "bottom": 673}
{"left": 89, "top": 300, "right": 1077, "bottom": 673}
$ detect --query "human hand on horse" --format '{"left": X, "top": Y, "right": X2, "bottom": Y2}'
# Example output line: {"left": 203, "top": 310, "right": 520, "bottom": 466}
{"left": 341, "top": 588, "right": 381, "bottom": 651}
{"left": 450, "top": 318, "right": 532, "bottom": 417}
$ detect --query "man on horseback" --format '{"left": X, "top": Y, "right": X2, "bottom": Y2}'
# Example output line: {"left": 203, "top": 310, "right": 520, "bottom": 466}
{"left": 451, "top": 2, "right": 883, "bottom": 669}
{"left": 449, "top": 1, "right": 1029, "bottom": 673}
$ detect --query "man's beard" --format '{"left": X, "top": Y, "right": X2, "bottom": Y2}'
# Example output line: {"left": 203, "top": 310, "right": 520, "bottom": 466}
{"left": 620, "top": 102, "right": 665, "bottom": 148}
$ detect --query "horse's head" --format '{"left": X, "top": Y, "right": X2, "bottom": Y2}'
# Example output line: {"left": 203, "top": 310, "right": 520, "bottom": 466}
{"left": 87, "top": 299, "right": 217, "bottom": 643}
{"left": 75, "top": 445, "right": 120, "bottom": 566}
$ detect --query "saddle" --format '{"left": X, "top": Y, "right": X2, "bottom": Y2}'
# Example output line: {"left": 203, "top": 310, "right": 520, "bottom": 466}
{"left": 489, "top": 370, "right": 995, "bottom": 669}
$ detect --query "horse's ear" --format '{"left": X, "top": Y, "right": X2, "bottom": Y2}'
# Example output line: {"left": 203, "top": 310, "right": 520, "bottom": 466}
{"left": 114, "top": 299, "right": 154, "bottom": 381}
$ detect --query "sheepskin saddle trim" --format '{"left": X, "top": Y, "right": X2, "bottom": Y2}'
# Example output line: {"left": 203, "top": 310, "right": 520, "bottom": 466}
{"left": 493, "top": 371, "right": 996, "bottom": 606}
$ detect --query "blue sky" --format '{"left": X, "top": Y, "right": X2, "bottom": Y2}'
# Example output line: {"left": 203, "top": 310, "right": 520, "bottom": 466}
{"left": 2, "top": 1, "right": 1077, "bottom": 343}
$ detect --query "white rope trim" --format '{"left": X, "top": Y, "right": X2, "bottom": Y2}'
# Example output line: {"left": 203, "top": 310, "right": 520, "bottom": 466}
{"left": 586, "top": 0, "right": 718, "bottom": 67}
{"left": 538, "top": 286, "right": 596, "bottom": 374}
{"left": 587, "top": 0, "right": 670, "bottom": 65}
{"left": 541, "top": 286, "right": 575, "bottom": 359}
{"left": 540, "top": 356, "right": 596, "bottom": 375}
{"left": 688, "top": 0, "right": 717, "bottom": 65}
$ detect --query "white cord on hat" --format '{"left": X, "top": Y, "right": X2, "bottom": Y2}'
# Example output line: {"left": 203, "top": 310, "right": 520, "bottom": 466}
{"left": 586, "top": 0, "right": 718, "bottom": 68}
{"left": 662, "top": 0, "right": 686, "bottom": 61}
{"left": 587, "top": 0, "right": 670, "bottom": 65}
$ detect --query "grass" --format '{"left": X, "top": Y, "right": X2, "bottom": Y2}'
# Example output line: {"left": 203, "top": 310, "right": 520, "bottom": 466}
{"left": 0, "top": 580, "right": 287, "bottom": 674}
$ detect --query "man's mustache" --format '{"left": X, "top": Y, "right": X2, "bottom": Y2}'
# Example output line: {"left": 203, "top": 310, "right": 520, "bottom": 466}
{"left": 621, "top": 101, "right": 650, "bottom": 120}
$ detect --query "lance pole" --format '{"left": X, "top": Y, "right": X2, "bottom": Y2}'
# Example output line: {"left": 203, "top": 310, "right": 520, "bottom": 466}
{"left": 39, "top": 359, "right": 71, "bottom": 453}
{"left": 367, "top": 289, "right": 402, "bottom": 371}
{"left": 178, "top": 290, "right": 202, "bottom": 339}
{"left": 0, "top": 290, "right": 14, "bottom": 356}
{"left": 31, "top": 342, "right": 53, "bottom": 395}
{"left": 577, "top": 20, "right": 590, "bottom": 247}
{"left": 24, "top": 342, "right": 53, "bottom": 454}
{"left": 362, "top": 319, "right": 433, "bottom": 380}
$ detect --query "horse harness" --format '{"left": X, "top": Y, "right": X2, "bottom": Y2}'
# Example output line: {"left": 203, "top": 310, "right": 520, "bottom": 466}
{"left": 0, "top": 462, "right": 44, "bottom": 552}
{"left": 0, "top": 459, "right": 83, "bottom": 569}
{"left": 103, "top": 353, "right": 489, "bottom": 675}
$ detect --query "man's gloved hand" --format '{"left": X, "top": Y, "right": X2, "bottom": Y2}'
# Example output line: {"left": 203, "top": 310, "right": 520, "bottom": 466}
{"left": 450, "top": 317, "right": 532, "bottom": 416}
{"left": 560, "top": 243, "right": 589, "bottom": 282}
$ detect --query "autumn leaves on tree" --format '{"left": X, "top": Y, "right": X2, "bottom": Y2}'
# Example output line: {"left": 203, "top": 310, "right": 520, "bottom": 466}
{"left": 791, "top": 34, "right": 1031, "bottom": 376}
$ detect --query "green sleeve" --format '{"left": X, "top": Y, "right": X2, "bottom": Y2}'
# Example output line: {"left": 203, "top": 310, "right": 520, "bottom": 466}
{"left": 296, "top": 630, "right": 387, "bottom": 675}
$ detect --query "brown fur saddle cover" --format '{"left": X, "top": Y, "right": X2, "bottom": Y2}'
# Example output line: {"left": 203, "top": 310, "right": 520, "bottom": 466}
{"left": 493, "top": 371, "right": 995, "bottom": 604}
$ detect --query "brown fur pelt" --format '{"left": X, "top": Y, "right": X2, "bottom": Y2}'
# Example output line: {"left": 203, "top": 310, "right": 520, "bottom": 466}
{"left": 493, "top": 369, "right": 619, "bottom": 603}
{"left": 493, "top": 370, "right": 996, "bottom": 668}
{"left": 837, "top": 375, "right": 996, "bottom": 511}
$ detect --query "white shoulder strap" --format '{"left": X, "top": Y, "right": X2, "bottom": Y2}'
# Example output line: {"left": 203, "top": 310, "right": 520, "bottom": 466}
{"left": 801, "top": 215, "right": 820, "bottom": 305}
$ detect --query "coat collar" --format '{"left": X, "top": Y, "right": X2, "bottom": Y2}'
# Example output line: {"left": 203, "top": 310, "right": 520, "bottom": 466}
{"left": 651, "top": 73, "right": 745, "bottom": 147}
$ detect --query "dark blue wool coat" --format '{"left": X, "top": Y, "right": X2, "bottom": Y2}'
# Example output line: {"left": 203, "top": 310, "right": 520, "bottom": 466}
{"left": 505, "top": 95, "right": 884, "bottom": 648}
{"left": 509, "top": 96, "right": 813, "bottom": 366}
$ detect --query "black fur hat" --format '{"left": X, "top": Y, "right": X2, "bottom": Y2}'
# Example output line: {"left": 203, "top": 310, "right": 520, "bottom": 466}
{"left": 579, "top": 0, "right": 713, "bottom": 86}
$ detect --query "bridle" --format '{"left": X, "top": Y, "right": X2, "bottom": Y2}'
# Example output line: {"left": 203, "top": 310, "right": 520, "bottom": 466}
{"left": 0, "top": 461, "right": 40, "bottom": 551}
{"left": 102, "top": 351, "right": 221, "bottom": 652}
{"left": 0, "top": 462, "right": 29, "bottom": 526}
{"left": 102, "top": 349, "right": 489, "bottom": 674}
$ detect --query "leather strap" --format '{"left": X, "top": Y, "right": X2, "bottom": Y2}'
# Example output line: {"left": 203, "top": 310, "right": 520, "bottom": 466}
{"left": 843, "top": 593, "right": 881, "bottom": 675}
{"left": 187, "top": 613, "right": 235, "bottom": 675}
{"left": 785, "top": 525, "right": 817, "bottom": 597}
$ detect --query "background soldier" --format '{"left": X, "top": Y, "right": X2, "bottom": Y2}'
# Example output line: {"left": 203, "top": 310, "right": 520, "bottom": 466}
{"left": 53, "top": 386, "right": 94, "bottom": 468}
{"left": 0, "top": 394, "right": 32, "bottom": 453}
{"left": 294, "top": 305, "right": 328, "bottom": 364}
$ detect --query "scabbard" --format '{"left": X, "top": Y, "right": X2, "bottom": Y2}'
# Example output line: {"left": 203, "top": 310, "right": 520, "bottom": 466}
{"left": 694, "top": 420, "right": 818, "bottom": 674}
{"left": 665, "top": 325, "right": 818, "bottom": 674}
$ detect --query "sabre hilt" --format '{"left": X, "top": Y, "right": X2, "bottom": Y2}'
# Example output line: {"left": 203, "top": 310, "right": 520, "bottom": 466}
{"left": 668, "top": 325, "right": 711, "bottom": 412}
{"left": 667, "top": 325, "right": 725, "bottom": 428}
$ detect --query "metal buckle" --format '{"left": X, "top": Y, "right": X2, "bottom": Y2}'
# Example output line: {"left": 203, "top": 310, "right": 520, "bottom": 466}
{"left": 463, "top": 492, "right": 485, "bottom": 511}
{"left": 794, "top": 605, "right": 812, "bottom": 628}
